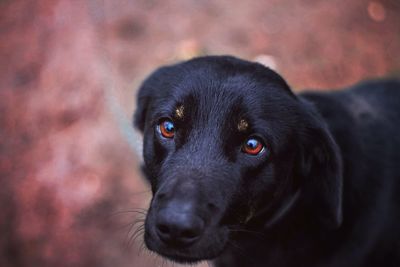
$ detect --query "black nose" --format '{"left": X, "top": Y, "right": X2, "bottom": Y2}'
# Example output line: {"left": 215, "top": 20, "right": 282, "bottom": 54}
{"left": 155, "top": 206, "right": 205, "bottom": 247}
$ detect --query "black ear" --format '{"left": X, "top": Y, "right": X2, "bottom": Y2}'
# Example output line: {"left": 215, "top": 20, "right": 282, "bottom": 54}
{"left": 134, "top": 90, "right": 151, "bottom": 132}
{"left": 133, "top": 73, "right": 158, "bottom": 132}
{"left": 298, "top": 109, "right": 343, "bottom": 229}
{"left": 133, "top": 66, "right": 178, "bottom": 132}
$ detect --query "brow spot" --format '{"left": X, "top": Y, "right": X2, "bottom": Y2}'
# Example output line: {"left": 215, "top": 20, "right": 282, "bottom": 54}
{"left": 175, "top": 105, "right": 185, "bottom": 119}
{"left": 238, "top": 119, "right": 249, "bottom": 132}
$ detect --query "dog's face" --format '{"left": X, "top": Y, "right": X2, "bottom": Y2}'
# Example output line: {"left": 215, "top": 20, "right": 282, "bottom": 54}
{"left": 134, "top": 56, "right": 342, "bottom": 263}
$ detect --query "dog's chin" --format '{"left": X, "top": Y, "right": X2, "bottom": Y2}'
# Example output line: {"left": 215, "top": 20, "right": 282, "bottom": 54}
{"left": 144, "top": 226, "right": 229, "bottom": 264}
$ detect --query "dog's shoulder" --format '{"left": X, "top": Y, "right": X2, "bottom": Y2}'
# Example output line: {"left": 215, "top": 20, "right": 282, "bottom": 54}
{"left": 298, "top": 79, "right": 400, "bottom": 265}
{"left": 299, "top": 79, "right": 400, "bottom": 161}
{"left": 300, "top": 79, "right": 400, "bottom": 121}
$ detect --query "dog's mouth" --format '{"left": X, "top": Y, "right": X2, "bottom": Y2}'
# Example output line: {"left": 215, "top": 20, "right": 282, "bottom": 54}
{"left": 144, "top": 217, "right": 230, "bottom": 263}
{"left": 149, "top": 247, "right": 214, "bottom": 264}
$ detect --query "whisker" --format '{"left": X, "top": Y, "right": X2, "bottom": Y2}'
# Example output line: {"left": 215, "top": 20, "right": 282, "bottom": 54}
{"left": 138, "top": 239, "right": 147, "bottom": 256}
{"left": 126, "top": 218, "right": 144, "bottom": 237}
{"left": 106, "top": 208, "right": 148, "bottom": 230}
{"left": 132, "top": 226, "right": 146, "bottom": 244}
{"left": 109, "top": 209, "right": 148, "bottom": 217}
{"left": 128, "top": 225, "right": 145, "bottom": 247}
{"left": 124, "top": 219, "right": 144, "bottom": 248}
{"left": 115, "top": 218, "right": 145, "bottom": 231}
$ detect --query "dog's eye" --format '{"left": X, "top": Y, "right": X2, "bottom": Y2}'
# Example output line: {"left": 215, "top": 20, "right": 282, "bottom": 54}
{"left": 242, "top": 137, "right": 264, "bottom": 155}
{"left": 158, "top": 119, "right": 175, "bottom": 138}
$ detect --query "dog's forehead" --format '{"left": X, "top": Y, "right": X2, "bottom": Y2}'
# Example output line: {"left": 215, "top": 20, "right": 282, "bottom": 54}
{"left": 179, "top": 86, "right": 244, "bottom": 124}
{"left": 161, "top": 83, "right": 272, "bottom": 141}
{"left": 170, "top": 73, "right": 284, "bottom": 119}
{"left": 151, "top": 59, "right": 298, "bottom": 135}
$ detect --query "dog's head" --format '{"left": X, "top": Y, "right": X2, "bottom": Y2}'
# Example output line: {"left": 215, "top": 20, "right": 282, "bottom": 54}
{"left": 134, "top": 56, "right": 342, "bottom": 263}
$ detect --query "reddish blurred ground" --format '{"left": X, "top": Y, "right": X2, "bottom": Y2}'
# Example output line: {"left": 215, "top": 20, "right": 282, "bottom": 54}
{"left": 0, "top": 0, "right": 399, "bottom": 267}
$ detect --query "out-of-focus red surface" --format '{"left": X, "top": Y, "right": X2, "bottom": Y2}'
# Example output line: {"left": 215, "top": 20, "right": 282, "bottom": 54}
{"left": 0, "top": 0, "right": 399, "bottom": 266}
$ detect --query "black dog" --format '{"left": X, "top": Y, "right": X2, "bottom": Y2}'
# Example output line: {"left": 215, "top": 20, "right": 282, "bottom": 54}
{"left": 133, "top": 56, "right": 400, "bottom": 267}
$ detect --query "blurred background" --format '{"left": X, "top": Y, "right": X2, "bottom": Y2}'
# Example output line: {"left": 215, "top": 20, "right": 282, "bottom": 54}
{"left": 1, "top": 0, "right": 399, "bottom": 266}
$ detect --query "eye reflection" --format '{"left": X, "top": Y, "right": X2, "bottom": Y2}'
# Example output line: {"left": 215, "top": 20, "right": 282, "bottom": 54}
{"left": 158, "top": 119, "right": 175, "bottom": 138}
{"left": 242, "top": 137, "right": 264, "bottom": 155}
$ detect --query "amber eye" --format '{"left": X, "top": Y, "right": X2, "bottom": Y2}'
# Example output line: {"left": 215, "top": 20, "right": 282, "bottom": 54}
{"left": 242, "top": 137, "right": 264, "bottom": 155}
{"left": 158, "top": 119, "right": 175, "bottom": 138}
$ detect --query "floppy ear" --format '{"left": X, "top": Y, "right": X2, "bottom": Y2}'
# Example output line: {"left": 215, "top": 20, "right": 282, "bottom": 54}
{"left": 133, "top": 66, "right": 176, "bottom": 132}
{"left": 133, "top": 73, "right": 158, "bottom": 132}
{"left": 298, "top": 111, "right": 343, "bottom": 229}
{"left": 133, "top": 65, "right": 182, "bottom": 132}
{"left": 134, "top": 90, "right": 151, "bottom": 133}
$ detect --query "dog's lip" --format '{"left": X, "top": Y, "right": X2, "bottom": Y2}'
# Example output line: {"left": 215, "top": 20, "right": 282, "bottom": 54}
{"left": 151, "top": 242, "right": 226, "bottom": 264}
{"left": 145, "top": 223, "right": 229, "bottom": 263}
{"left": 145, "top": 236, "right": 212, "bottom": 263}
{"left": 155, "top": 250, "right": 207, "bottom": 264}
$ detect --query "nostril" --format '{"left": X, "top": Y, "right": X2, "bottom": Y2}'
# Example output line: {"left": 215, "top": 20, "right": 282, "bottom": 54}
{"left": 182, "top": 229, "right": 199, "bottom": 240}
{"left": 157, "top": 223, "right": 170, "bottom": 235}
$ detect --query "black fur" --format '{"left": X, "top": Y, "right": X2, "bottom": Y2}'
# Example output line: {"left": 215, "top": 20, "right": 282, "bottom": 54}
{"left": 133, "top": 56, "right": 400, "bottom": 267}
